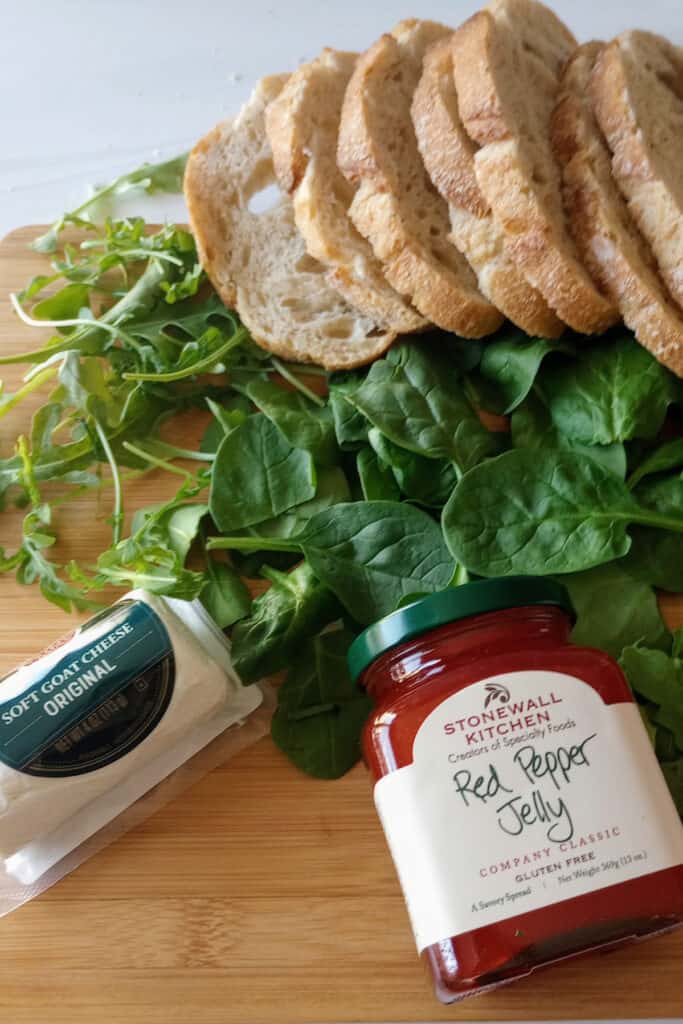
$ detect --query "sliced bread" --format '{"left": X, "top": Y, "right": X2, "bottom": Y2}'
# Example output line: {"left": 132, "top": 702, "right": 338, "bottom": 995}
{"left": 591, "top": 30, "right": 683, "bottom": 311}
{"left": 184, "top": 76, "right": 395, "bottom": 370}
{"left": 552, "top": 43, "right": 683, "bottom": 376}
{"left": 337, "top": 19, "right": 504, "bottom": 338}
{"left": 265, "top": 48, "right": 425, "bottom": 334}
{"left": 451, "top": 0, "right": 618, "bottom": 334}
{"left": 412, "top": 36, "right": 563, "bottom": 337}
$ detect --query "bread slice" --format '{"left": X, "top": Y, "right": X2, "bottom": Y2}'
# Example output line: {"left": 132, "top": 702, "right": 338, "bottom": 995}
{"left": 451, "top": 0, "right": 618, "bottom": 334}
{"left": 552, "top": 43, "right": 683, "bottom": 377}
{"left": 591, "top": 31, "right": 683, "bottom": 311}
{"left": 412, "top": 36, "right": 563, "bottom": 338}
{"left": 337, "top": 19, "right": 503, "bottom": 338}
{"left": 184, "top": 76, "right": 395, "bottom": 370}
{"left": 265, "top": 49, "right": 425, "bottom": 334}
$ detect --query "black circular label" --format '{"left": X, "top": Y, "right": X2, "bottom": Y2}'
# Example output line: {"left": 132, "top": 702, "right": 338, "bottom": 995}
{"left": 22, "top": 653, "right": 176, "bottom": 777}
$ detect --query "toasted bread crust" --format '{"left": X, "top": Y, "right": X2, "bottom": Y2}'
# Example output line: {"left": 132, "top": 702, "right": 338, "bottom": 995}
{"left": 184, "top": 76, "right": 396, "bottom": 370}
{"left": 552, "top": 43, "right": 683, "bottom": 376}
{"left": 451, "top": 1, "right": 618, "bottom": 334}
{"left": 412, "top": 36, "right": 563, "bottom": 337}
{"left": 265, "top": 49, "right": 425, "bottom": 333}
{"left": 337, "top": 19, "right": 503, "bottom": 338}
{"left": 591, "top": 31, "right": 683, "bottom": 312}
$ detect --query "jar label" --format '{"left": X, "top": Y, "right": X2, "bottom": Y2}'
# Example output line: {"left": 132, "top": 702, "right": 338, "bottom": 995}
{"left": 374, "top": 670, "right": 683, "bottom": 952}
{"left": 0, "top": 600, "right": 175, "bottom": 777}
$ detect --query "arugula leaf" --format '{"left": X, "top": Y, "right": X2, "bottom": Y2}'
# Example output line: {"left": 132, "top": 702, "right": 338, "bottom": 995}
{"left": 620, "top": 634, "right": 683, "bottom": 749}
{"left": 3, "top": 437, "right": 92, "bottom": 611}
{"left": 201, "top": 559, "right": 251, "bottom": 629}
{"left": 210, "top": 414, "right": 316, "bottom": 531}
{"left": 442, "top": 449, "right": 683, "bottom": 577}
{"left": 32, "top": 154, "right": 188, "bottom": 253}
{"left": 231, "top": 562, "right": 342, "bottom": 683}
{"left": 627, "top": 438, "right": 683, "bottom": 489}
{"left": 93, "top": 496, "right": 208, "bottom": 599}
{"left": 245, "top": 377, "right": 336, "bottom": 464}
{"left": 344, "top": 343, "right": 498, "bottom": 473}
{"left": 511, "top": 393, "right": 627, "bottom": 478}
{"left": 563, "top": 564, "right": 671, "bottom": 659}
{"left": 31, "top": 283, "right": 92, "bottom": 321}
{"left": 356, "top": 447, "right": 401, "bottom": 501}
{"left": 474, "top": 331, "right": 574, "bottom": 414}
{"left": 540, "top": 333, "right": 676, "bottom": 444}
{"left": 212, "top": 501, "right": 455, "bottom": 624}
{"left": 368, "top": 428, "right": 457, "bottom": 508}
{"left": 271, "top": 628, "right": 371, "bottom": 779}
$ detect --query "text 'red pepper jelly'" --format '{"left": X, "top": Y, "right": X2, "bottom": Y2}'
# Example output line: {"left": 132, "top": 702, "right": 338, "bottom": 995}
{"left": 347, "top": 577, "right": 683, "bottom": 1002}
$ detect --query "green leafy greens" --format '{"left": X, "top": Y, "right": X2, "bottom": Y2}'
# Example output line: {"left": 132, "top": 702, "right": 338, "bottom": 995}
{"left": 1, "top": 161, "right": 682, "bottom": 794}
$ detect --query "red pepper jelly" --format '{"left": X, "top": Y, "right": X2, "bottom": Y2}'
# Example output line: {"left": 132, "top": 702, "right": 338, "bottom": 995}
{"left": 347, "top": 577, "right": 683, "bottom": 1002}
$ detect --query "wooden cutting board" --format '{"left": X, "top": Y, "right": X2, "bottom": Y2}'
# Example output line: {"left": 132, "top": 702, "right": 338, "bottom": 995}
{"left": 0, "top": 226, "right": 681, "bottom": 1024}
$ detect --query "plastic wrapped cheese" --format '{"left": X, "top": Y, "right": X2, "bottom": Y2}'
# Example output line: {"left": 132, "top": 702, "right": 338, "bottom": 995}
{"left": 0, "top": 590, "right": 265, "bottom": 906}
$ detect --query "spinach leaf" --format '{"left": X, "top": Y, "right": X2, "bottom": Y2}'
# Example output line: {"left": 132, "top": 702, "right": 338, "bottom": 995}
{"left": 209, "top": 414, "right": 316, "bottom": 531}
{"left": 200, "top": 397, "right": 250, "bottom": 454}
{"left": 476, "top": 331, "right": 574, "bottom": 414}
{"left": 356, "top": 447, "right": 401, "bottom": 501}
{"left": 344, "top": 343, "right": 498, "bottom": 472}
{"left": 442, "top": 449, "right": 682, "bottom": 577}
{"left": 620, "top": 634, "right": 683, "bottom": 749}
{"left": 271, "top": 628, "right": 371, "bottom": 779}
{"left": 511, "top": 394, "right": 627, "bottom": 478}
{"left": 328, "top": 371, "right": 369, "bottom": 447}
{"left": 245, "top": 377, "right": 336, "bottom": 464}
{"left": 627, "top": 438, "right": 683, "bottom": 489}
{"left": 201, "top": 559, "right": 251, "bottom": 628}
{"left": 662, "top": 760, "right": 683, "bottom": 816}
{"left": 231, "top": 562, "right": 342, "bottom": 684}
{"left": 368, "top": 428, "right": 457, "bottom": 508}
{"left": 237, "top": 466, "right": 351, "bottom": 540}
{"left": 621, "top": 473, "right": 683, "bottom": 592}
{"left": 212, "top": 501, "right": 455, "bottom": 624}
{"left": 290, "top": 499, "right": 455, "bottom": 623}
{"left": 540, "top": 333, "right": 676, "bottom": 444}
{"left": 563, "top": 564, "right": 671, "bottom": 659}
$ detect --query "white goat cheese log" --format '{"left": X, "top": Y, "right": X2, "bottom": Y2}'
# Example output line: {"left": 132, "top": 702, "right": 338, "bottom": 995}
{"left": 0, "top": 591, "right": 261, "bottom": 863}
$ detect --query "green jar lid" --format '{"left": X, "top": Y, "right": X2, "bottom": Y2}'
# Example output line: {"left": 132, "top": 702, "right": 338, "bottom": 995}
{"left": 347, "top": 576, "right": 575, "bottom": 683}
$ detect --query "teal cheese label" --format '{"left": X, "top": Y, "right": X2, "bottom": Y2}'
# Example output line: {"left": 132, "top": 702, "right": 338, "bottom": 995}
{"left": 0, "top": 600, "right": 175, "bottom": 777}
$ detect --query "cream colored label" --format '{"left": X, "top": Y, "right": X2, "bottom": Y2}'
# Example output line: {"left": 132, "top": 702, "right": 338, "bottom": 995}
{"left": 374, "top": 671, "right": 683, "bottom": 952}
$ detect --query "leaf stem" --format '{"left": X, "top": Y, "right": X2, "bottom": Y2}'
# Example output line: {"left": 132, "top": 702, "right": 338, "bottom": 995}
{"left": 628, "top": 510, "right": 683, "bottom": 533}
{"left": 122, "top": 441, "right": 193, "bottom": 478}
{"left": 122, "top": 327, "right": 248, "bottom": 382}
{"left": 206, "top": 535, "right": 300, "bottom": 553}
{"left": 145, "top": 439, "right": 216, "bottom": 463}
{"left": 271, "top": 357, "right": 325, "bottom": 407}
{"left": 0, "top": 366, "right": 58, "bottom": 418}
{"left": 8, "top": 292, "right": 141, "bottom": 352}
{"left": 93, "top": 418, "right": 123, "bottom": 544}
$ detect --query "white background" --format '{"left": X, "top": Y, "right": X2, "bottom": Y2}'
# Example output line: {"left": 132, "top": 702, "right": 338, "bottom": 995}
{"left": 1, "top": 0, "right": 683, "bottom": 238}
{"left": 1, "top": 2, "right": 681, "bottom": 1021}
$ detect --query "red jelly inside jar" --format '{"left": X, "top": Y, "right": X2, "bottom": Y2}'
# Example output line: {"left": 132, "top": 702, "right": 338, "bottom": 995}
{"left": 348, "top": 577, "right": 683, "bottom": 1002}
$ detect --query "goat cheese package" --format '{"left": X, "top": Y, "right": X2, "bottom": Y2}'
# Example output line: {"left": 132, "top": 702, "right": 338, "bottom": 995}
{"left": 0, "top": 590, "right": 264, "bottom": 909}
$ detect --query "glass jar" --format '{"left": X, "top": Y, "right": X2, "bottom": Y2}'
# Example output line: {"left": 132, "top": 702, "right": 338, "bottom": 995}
{"left": 347, "top": 577, "right": 683, "bottom": 1002}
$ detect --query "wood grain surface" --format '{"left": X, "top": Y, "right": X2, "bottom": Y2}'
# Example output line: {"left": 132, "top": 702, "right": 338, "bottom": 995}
{"left": 0, "top": 226, "right": 681, "bottom": 1023}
